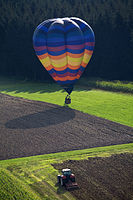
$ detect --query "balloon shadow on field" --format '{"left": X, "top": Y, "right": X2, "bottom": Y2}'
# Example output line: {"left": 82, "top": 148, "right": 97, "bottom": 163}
{"left": 5, "top": 106, "right": 75, "bottom": 129}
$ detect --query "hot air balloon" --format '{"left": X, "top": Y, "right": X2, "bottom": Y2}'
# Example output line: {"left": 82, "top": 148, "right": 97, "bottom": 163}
{"left": 33, "top": 17, "right": 95, "bottom": 104}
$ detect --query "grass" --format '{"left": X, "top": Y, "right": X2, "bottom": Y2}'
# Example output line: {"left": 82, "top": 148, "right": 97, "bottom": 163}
{"left": 0, "top": 143, "right": 133, "bottom": 200}
{"left": 0, "top": 169, "right": 40, "bottom": 200}
{"left": 79, "top": 78, "right": 133, "bottom": 93}
{"left": 0, "top": 78, "right": 133, "bottom": 127}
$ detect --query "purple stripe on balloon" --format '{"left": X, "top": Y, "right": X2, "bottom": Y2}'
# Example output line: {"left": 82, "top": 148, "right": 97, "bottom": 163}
{"left": 85, "top": 42, "right": 95, "bottom": 46}
{"left": 34, "top": 46, "right": 47, "bottom": 51}
{"left": 51, "top": 70, "right": 82, "bottom": 78}
{"left": 66, "top": 44, "right": 84, "bottom": 49}
{"left": 47, "top": 46, "right": 65, "bottom": 51}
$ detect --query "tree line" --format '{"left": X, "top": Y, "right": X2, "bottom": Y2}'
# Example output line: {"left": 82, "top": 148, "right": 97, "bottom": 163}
{"left": 0, "top": 0, "right": 133, "bottom": 81}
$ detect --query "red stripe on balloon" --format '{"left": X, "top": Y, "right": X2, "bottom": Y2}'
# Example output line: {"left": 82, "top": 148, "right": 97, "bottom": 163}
{"left": 66, "top": 44, "right": 84, "bottom": 49}
{"left": 47, "top": 46, "right": 65, "bottom": 51}
{"left": 34, "top": 46, "right": 47, "bottom": 51}
{"left": 51, "top": 71, "right": 82, "bottom": 78}
{"left": 85, "top": 42, "right": 95, "bottom": 46}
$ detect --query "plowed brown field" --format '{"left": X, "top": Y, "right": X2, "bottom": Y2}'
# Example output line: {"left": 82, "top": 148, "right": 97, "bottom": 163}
{"left": 54, "top": 153, "right": 133, "bottom": 200}
{"left": 0, "top": 93, "right": 133, "bottom": 160}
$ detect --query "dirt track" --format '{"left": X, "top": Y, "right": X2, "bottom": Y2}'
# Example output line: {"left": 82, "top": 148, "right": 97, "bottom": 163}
{"left": 54, "top": 153, "right": 133, "bottom": 200}
{"left": 0, "top": 93, "right": 133, "bottom": 160}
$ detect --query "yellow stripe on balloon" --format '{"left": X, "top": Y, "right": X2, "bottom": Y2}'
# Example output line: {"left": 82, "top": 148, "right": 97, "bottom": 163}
{"left": 40, "top": 56, "right": 51, "bottom": 68}
{"left": 67, "top": 55, "right": 83, "bottom": 67}
{"left": 68, "top": 60, "right": 81, "bottom": 66}
{"left": 82, "top": 53, "right": 91, "bottom": 64}
{"left": 67, "top": 56, "right": 83, "bottom": 62}
{"left": 50, "top": 56, "right": 67, "bottom": 68}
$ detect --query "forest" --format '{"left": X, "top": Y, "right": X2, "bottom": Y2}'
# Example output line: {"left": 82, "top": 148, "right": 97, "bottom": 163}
{"left": 0, "top": 0, "right": 133, "bottom": 81}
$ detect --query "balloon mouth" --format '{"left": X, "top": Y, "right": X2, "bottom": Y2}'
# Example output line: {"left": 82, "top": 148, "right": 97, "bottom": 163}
{"left": 63, "top": 84, "right": 73, "bottom": 95}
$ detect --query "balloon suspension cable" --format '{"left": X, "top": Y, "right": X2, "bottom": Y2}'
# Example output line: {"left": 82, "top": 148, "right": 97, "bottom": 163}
{"left": 65, "top": 94, "right": 71, "bottom": 105}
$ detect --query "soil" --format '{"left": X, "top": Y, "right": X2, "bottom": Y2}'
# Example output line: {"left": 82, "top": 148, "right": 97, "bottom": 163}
{"left": 53, "top": 153, "right": 133, "bottom": 200}
{"left": 0, "top": 93, "right": 133, "bottom": 160}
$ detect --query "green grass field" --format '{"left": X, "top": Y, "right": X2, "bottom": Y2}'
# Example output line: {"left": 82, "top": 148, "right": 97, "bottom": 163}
{"left": 0, "top": 78, "right": 133, "bottom": 127}
{"left": 79, "top": 78, "right": 133, "bottom": 93}
{"left": 0, "top": 143, "right": 133, "bottom": 200}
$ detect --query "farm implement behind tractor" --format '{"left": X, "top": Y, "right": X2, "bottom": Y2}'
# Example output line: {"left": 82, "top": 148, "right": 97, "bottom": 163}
{"left": 57, "top": 168, "right": 78, "bottom": 190}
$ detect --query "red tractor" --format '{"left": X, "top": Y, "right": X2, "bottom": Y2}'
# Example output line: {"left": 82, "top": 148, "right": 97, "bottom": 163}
{"left": 57, "top": 168, "right": 78, "bottom": 190}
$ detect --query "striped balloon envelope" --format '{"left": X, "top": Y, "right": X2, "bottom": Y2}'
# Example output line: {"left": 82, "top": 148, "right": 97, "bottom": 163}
{"left": 33, "top": 17, "right": 95, "bottom": 95}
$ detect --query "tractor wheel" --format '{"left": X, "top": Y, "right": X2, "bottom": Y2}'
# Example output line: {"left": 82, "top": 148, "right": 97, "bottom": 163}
{"left": 71, "top": 177, "right": 75, "bottom": 182}
{"left": 60, "top": 178, "right": 64, "bottom": 186}
{"left": 57, "top": 175, "right": 61, "bottom": 184}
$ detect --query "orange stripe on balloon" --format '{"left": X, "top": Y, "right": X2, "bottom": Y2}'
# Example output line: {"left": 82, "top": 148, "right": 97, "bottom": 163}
{"left": 81, "top": 61, "right": 88, "bottom": 68}
{"left": 67, "top": 52, "right": 84, "bottom": 58}
{"left": 38, "top": 53, "right": 48, "bottom": 59}
{"left": 68, "top": 65, "right": 81, "bottom": 70}
{"left": 84, "top": 49, "right": 93, "bottom": 55}
{"left": 44, "top": 64, "right": 53, "bottom": 71}
{"left": 53, "top": 74, "right": 81, "bottom": 81}
{"left": 49, "top": 53, "right": 66, "bottom": 60}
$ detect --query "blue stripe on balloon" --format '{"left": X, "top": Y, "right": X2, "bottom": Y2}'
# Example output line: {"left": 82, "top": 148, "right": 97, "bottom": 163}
{"left": 48, "top": 66, "right": 85, "bottom": 75}
{"left": 34, "top": 37, "right": 46, "bottom": 42}
{"left": 47, "top": 32, "right": 64, "bottom": 36}
{"left": 47, "top": 29, "right": 64, "bottom": 35}
{"left": 65, "top": 28, "right": 81, "bottom": 34}
{"left": 85, "top": 46, "right": 94, "bottom": 51}
{"left": 66, "top": 40, "right": 84, "bottom": 45}
{"left": 57, "top": 79, "right": 78, "bottom": 85}
{"left": 84, "top": 37, "right": 95, "bottom": 42}
{"left": 64, "top": 24, "right": 77, "bottom": 31}
{"left": 78, "top": 22, "right": 86, "bottom": 29}
{"left": 47, "top": 38, "right": 65, "bottom": 43}
{"left": 36, "top": 49, "right": 47, "bottom": 55}
{"left": 48, "top": 49, "right": 66, "bottom": 56}
{"left": 66, "top": 36, "right": 84, "bottom": 42}
{"left": 49, "top": 26, "right": 64, "bottom": 32}
{"left": 46, "top": 42, "right": 65, "bottom": 47}
{"left": 39, "top": 26, "right": 48, "bottom": 32}
{"left": 66, "top": 48, "right": 84, "bottom": 54}
{"left": 34, "top": 42, "right": 46, "bottom": 46}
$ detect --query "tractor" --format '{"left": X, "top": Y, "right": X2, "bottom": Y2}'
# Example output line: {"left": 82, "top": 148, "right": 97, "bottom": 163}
{"left": 57, "top": 168, "right": 78, "bottom": 190}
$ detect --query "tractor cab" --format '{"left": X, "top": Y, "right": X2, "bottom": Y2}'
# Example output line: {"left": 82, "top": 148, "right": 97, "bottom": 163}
{"left": 62, "top": 168, "right": 72, "bottom": 176}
